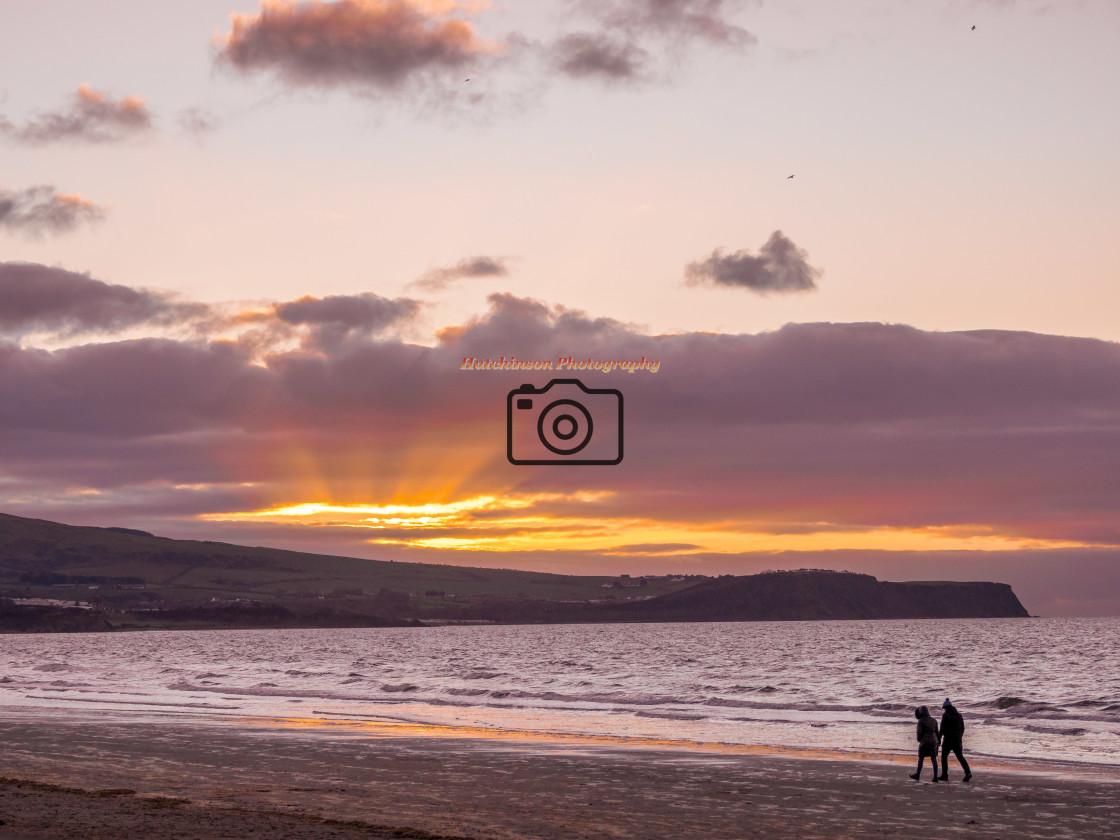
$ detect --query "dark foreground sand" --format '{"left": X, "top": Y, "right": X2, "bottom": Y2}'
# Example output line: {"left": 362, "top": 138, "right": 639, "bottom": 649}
{"left": 1, "top": 717, "right": 1116, "bottom": 839}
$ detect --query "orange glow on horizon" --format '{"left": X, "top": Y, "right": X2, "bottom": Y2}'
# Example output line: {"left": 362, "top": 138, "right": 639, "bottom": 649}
{"left": 199, "top": 494, "right": 1100, "bottom": 555}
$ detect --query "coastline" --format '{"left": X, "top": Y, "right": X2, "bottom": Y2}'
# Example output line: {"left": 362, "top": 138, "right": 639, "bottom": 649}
{"left": 1, "top": 715, "right": 1116, "bottom": 839}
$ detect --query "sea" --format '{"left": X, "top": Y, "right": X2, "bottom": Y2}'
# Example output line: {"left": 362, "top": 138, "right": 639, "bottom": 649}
{"left": 2, "top": 617, "right": 1118, "bottom": 775}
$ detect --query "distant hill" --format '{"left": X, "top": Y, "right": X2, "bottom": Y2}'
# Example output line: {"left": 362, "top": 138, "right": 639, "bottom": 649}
{"left": 0, "top": 511, "right": 699, "bottom": 630}
{"left": 0, "top": 513, "right": 1030, "bottom": 630}
{"left": 595, "top": 570, "right": 1030, "bottom": 621}
{"left": 435, "top": 570, "right": 1030, "bottom": 623}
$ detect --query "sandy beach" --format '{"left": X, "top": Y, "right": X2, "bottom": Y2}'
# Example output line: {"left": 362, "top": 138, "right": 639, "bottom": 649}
{"left": 0, "top": 717, "right": 1116, "bottom": 840}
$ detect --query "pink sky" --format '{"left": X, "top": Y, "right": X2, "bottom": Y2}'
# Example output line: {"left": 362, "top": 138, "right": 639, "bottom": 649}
{"left": 2, "top": 1, "right": 1119, "bottom": 616}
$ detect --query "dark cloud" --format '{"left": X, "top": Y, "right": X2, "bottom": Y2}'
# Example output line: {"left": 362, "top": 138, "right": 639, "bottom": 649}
{"left": 0, "top": 186, "right": 106, "bottom": 237}
{"left": 412, "top": 255, "right": 510, "bottom": 291}
{"left": 433, "top": 298, "right": 1120, "bottom": 549}
{"left": 0, "top": 85, "right": 152, "bottom": 145}
{"left": 550, "top": 33, "right": 649, "bottom": 80}
{"left": 0, "top": 338, "right": 265, "bottom": 438}
{"left": 216, "top": 0, "right": 499, "bottom": 92}
{"left": 273, "top": 292, "right": 421, "bottom": 346}
{"left": 4, "top": 289, "right": 1120, "bottom": 612}
{"left": 0, "top": 263, "right": 204, "bottom": 336}
{"left": 685, "top": 230, "right": 821, "bottom": 294}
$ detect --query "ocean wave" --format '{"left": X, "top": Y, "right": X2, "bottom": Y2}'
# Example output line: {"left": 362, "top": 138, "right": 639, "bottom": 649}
{"left": 167, "top": 679, "right": 387, "bottom": 704}
{"left": 1025, "top": 725, "right": 1088, "bottom": 736}
{"left": 25, "top": 694, "right": 239, "bottom": 710}
{"left": 979, "top": 696, "right": 1068, "bottom": 716}
{"left": 702, "top": 698, "right": 906, "bottom": 715}
{"left": 635, "top": 711, "right": 708, "bottom": 721}
{"left": 418, "top": 688, "right": 941, "bottom": 719}
{"left": 513, "top": 690, "right": 689, "bottom": 706}
{"left": 700, "top": 684, "right": 777, "bottom": 694}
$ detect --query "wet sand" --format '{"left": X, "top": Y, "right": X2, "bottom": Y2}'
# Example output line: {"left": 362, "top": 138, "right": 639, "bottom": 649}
{"left": 0, "top": 717, "right": 1116, "bottom": 839}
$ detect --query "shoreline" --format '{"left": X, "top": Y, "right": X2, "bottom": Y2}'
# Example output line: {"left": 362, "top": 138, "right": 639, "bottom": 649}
{"left": 6, "top": 704, "right": 1116, "bottom": 783}
{"left": 2, "top": 716, "right": 1117, "bottom": 839}
{"left": 239, "top": 711, "right": 1120, "bottom": 783}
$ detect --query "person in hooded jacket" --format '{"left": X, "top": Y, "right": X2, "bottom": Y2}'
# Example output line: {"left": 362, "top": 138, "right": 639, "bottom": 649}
{"left": 939, "top": 698, "right": 972, "bottom": 782}
{"left": 909, "top": 705, "right": 940, "bottom": 781}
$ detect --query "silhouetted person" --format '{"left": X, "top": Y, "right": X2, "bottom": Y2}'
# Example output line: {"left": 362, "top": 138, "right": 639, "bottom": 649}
{"left": 909, "top": 705, "right": 940, "bottom": 781}
{"left": 939, "top": 698, "right": 972, "bottom": 782}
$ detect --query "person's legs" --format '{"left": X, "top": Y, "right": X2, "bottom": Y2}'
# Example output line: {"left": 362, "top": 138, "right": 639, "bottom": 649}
{"left": 910, "top": 753, "right": 924, "bottom": 779}
{"left": 940, "top": 739, "right": 958, "bottom": 779}
{"left": 912, "top": 746, "right": 933, "bottom": 779}
{"left": 954, "top": 744, "right": 972, "bottom": 780}
{"left": 927, "top": 753, "right": 939, "bottom": 780}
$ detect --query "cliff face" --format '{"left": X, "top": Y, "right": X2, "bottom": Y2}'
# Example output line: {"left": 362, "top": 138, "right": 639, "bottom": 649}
{"left": 604, "top": 571, "right": 1030, "bottom": 622}
{"left": 878, "top": 579, "right": 1029, "bottom": 619}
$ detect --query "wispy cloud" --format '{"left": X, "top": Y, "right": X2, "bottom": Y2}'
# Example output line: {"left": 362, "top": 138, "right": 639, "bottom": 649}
{"left": 0, "top": 186, "right": 106, "bottom": 237}
{"left": 550, "top": 33, "right": 650, "bottom": 81}
{"left": 412, "top": 255, "right": 509, "bottom": 291}
{"left": 177, "top": 107, "right": 220, "bottom": 137}
{"left": 0, "top": 85, "right": 152, "bottom": 145}
{"left": 549, "top": 0, "right": 756, "bottom": 83}
{"left": 579, "top": 0, "right": 756, "bottom": 46}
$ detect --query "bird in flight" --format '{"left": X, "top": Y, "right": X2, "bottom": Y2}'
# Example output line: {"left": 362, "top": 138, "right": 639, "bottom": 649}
{"left": 971, "top": 25, "right": 976, "bottom": 30}
{"left": 465, "top": 78, "right": 471, "bottom": 82}
{"left": 787, "top": 175, "right": 795, "bottom": 179}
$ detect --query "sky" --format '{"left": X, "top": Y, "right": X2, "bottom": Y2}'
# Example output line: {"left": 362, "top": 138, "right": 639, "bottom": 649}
{"left": 2, "top": 0, "right": 1119, "bottom": 617}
